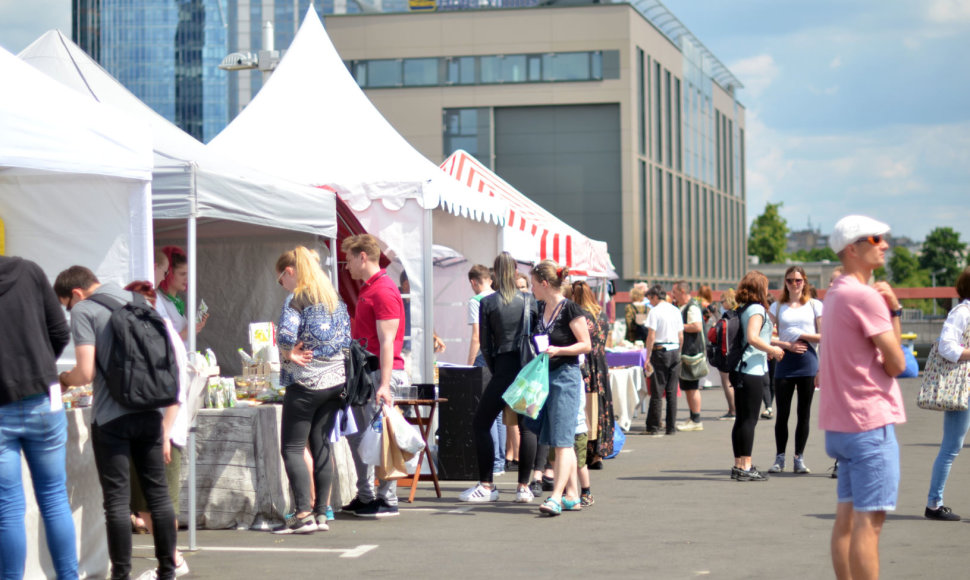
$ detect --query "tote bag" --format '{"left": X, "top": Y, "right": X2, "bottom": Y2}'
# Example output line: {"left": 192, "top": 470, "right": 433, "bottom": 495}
{"left": 502, "top": 353, "right": 550, "bottom": 419}
{"left": 918, "top": 308, "right": 970, "bottom": 411}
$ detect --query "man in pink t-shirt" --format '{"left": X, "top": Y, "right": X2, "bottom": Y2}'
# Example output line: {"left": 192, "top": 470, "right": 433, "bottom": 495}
{"left": 819, "top": 215, "right": 906, "bottom": 580}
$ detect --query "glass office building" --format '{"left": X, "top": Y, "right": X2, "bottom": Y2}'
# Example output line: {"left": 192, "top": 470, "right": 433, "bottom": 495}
{"left": 73, "top": 0, "right": 228, "bottom": 142}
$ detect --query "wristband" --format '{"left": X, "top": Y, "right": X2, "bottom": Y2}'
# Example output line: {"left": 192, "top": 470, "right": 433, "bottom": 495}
{"left": 890, "top": 308, "right": 903, "bottom": 318}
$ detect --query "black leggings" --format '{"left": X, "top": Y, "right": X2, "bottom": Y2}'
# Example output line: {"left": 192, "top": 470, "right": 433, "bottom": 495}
{"left": 732, "top": 374, "right": 765, "bottom": 458}
{"left": 774, "top": 376, "right": 816, "bottom": 456}
{"left": 473, "top": 352, "right": 539, "bottom": 485}
{"left": 280, "top": 383, "right": 343, "bottom": 515}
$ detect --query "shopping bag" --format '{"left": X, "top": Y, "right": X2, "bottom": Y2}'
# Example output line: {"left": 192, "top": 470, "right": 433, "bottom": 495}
{"left": 384, "top": 404, "right": 426, "bottom": 455}
{"left": 376, "top": 412, "right": 408, "bottom": 480}
{"left": 358, "top": 410, "right": 383, "bottom": 466}
{"left": 502, "top": 353, "right": 550, "bottom": 419}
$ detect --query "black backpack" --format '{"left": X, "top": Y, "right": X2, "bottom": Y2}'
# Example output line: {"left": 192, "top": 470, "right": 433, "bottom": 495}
{"left": 342, "top": 338, "right": 379, "bottom": 407}
{"left": 88, "top": 293, "right": 179, "bottom": 410}
{"left": 706, "top": 303, "right": 755, "bottom": 374}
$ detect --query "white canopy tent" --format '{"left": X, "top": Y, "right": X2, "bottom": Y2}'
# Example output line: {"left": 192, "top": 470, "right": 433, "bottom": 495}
{"left": 19, "top": 31, "right": 341, "bottom": 548}
{"left": 0, "top": 45, "right": 155, "bottom": 580}
{"left": 209, "top": 8, "right": 508, "bottom": 382}
{"left": 20, "top": 30, "right": 339, "bottom": 371}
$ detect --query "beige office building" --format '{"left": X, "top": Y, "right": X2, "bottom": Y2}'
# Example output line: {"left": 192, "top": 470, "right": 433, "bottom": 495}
{"left": 323, "top": 2, "right": 746, "bottom": 288}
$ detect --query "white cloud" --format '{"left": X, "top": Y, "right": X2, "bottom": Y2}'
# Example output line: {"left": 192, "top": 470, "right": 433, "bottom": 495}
{"left": 807, "top": 84, "right": 839, "bottom": 96}
{"left": 829, "top": 56, "right": 842, "bottom": 69}
{"left": 729, "top": 54, "right": 779, "bottom": 98}
{"left": 903, "top": 37, "right": 921, "bottom": 49}
{"left": 927, "top": 0, "right": 970, "bottom": 23}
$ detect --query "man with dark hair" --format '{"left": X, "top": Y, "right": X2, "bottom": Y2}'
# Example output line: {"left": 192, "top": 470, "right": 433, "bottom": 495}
{"left": 820, "top": 216, "right": 905, "bottom": 580}
{"left": 340, "top": 234, "right": 407, "bottom": 518}
{"left": 55, "top": 266, "right": 179, "bottom": 580}
{"left": 672, "top": 280, "right": 705, "bottom": 432}
{"left": 0, "top": 256, "right": 78, "bottom": 579}
{"left": 643, "top": 285, "right": 684, "bottom": 436}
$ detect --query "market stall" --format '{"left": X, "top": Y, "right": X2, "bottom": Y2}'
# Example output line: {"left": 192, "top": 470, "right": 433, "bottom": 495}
{"left": 208, "top": 8, "right": 509, "bottom": 385}
{"left": 0, "top": 45, "right": 155, "bottom": 580}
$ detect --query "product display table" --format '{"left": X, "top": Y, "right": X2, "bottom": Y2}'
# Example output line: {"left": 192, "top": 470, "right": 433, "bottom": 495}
{"left": 609, "top": 367, "right": 647, "bottom": 432}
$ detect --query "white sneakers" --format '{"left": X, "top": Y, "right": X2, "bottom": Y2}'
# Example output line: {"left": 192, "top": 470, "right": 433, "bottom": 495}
{"left": 459, "top": 483, "right": 499, "bottom": 502}
{"left": 676, "top": 420, "right": 704, "bottom": 432}
{"left": 515, "top": 487, "right": 535, "bottom": 503}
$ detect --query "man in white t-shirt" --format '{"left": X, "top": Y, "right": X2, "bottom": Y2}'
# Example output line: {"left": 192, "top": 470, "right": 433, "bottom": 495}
{"left": 643, "top": 285, "right": 684, "bottom": 436}
{"left": 466, "top": 264, "right": 494, "bottom": 366}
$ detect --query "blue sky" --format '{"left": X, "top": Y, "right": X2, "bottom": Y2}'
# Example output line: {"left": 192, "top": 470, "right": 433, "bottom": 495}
{"left": 2, "top": 0, "right": 968, "bottom": 241}
{"left": 665, "top": 0, "right": 970, "bottom": 241}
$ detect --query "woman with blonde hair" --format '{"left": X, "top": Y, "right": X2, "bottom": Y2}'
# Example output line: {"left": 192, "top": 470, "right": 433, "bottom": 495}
{"left": 273, "top": 246, "right": 351, "bottom": 534}
{"left": 767, "top": 265, "right": 823, "bottom": 474}
{"left": 530, "top": 261, "right": 591, "bottom": 515}
{"left": 624, "top": 285, "right": 649, "bottom": 343}
{"left": 731, "top": 271, "right": 784, "bottom": 482}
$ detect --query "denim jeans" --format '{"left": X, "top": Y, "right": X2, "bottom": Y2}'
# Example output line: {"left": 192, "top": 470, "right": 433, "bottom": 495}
{"left": 927, "top": 409, "right": 970, "bottom": 508}
{"left": 280, "top": 384, "right": 343, "bottom": 515}
{"left": 0, "top": 395, "right": 78, "bottom": 580}
{"left": 91, "top": 412, "right": 176, "bottom": 580}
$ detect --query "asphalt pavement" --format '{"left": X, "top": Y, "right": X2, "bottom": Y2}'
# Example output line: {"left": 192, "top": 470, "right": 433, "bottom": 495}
{"left": 131, "top": 378, "right": 969, "bottom": 579}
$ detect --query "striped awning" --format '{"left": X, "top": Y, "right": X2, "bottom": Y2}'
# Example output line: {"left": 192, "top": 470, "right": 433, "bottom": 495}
{"left": 440, "top": 150, "right": 615, "bottom": 277}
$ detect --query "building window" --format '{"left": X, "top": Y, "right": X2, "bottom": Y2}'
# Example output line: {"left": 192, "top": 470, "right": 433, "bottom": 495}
{"left": 664, "top": 68, "right": 672, "bottom": 168}
{"left": 637, "top": 48, "right": 645, "bottom": 156}
{"left": 480, "top": 55, "right": 499, "bottom": 83}
{"left": 639, "top": 160, "right": 648, "bottom": 274}
{"left": 443, "top": 107, "right": 491, "bottom": 163}
{"left": 727, "top": 118, "right": 734, "bottom": 196}
{"left": 500, "top": 55, "right": 527, "bottom": 83}
{"left": 674, "top": 77, "right": 682, "bottom": 172}
{"left": 655, "top": 167, "right": 664, "bottom": 275}
{"left": 715, "top": 110, "right": 722, "bottom": 192}
{"left": 654, "top": 61, "right": 662, "bottom": 164}
{"left": 666, "top": 171, "right": 674, "bottom": 276}
{"left": 739, "top": 127, "right": 746, "bottom": 199}
{"left": 676, "top": 177, "right": 684, "bottom": 275}
{"left": 403, "top": 58, "right": 439, "bottom": 86}
{"left": 365, "top": 59, "right": 402, "bottom": 88}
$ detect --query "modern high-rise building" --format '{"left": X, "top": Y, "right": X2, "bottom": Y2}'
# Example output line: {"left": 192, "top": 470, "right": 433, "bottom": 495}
{"left": 71, "top": 0, "right": 229, "bottom": 142}
{"left": 320, "top": 1, "right": 747, "bottom": 288}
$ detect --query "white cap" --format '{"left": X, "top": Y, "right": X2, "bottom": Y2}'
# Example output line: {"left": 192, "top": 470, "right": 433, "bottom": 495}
{"left": 829, "top": 215, "right": 891, "bottom": 254}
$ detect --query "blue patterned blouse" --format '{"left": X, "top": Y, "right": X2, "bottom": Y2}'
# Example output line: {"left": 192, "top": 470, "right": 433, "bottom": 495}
{"left": 277, "top": 294, "right": 352, "bottom": 386}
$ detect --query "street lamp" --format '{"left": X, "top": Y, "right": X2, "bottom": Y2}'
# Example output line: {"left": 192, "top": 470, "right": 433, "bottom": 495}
{"left": 219, "top": 20, "right": 281, "bottom": 80}
{"left": 931, "top": 267, "right": 947, "bottom": 316}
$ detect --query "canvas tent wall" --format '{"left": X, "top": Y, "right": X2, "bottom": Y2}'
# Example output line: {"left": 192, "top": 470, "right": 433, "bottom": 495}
{"left": 441, "top": 150, "right": 617, "bottom": 279}
{"left": 20, "top": 31, "right": 340, "bottom": 375}
{"left": 209, "top": 8, "right": 508, "bottom": 382}
{"left": 0, "top": 45, "right": 155, "bottom": 580}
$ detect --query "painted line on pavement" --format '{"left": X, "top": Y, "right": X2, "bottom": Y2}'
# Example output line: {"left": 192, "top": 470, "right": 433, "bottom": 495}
{"left": 134, "top": 544, "right": 378, "bottom": 558}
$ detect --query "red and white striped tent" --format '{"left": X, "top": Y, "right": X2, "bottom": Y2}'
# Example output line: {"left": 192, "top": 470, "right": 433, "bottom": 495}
{"left": 440, "top": 149, "right": 616, "bottom": 278}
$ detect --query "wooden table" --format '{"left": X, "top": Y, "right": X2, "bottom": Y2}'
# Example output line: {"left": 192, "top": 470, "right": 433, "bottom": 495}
{"left": 393, "top": 398, "right": 446, "bottom": 503}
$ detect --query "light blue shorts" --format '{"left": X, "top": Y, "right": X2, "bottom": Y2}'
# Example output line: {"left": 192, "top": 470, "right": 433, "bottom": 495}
{"left": 825, "top": 424, "right": 899, "bottom": 512}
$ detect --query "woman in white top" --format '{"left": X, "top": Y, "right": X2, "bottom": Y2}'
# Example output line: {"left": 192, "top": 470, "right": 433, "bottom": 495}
{"left": 156, "top": 245, "right": 209, "bottom": 343}
{"left": 924, "top": 266, "right": 970, "bottom": 521}
{"left": 767, "top": 266, "right": 823, "bottom": 475}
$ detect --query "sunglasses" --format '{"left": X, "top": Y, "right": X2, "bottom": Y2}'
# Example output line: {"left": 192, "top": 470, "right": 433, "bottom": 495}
{"left": 855, "top": 235, "right": 883, "bottom": 246}
{"left": 785, "top": 278, "right": 804, "bottom": 284}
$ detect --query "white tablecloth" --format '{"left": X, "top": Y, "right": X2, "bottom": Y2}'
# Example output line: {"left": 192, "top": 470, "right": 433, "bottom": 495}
{"left": 609, "top": 367, "right": 646, "bottom": 432}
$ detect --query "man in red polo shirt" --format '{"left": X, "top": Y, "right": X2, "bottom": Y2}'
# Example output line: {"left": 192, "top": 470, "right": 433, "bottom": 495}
{"left": 340, "top": 234, "right": 409, "bottom": 518}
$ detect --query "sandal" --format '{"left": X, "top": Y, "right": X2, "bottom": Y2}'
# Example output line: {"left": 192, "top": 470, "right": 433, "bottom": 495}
{"left": 561, "top": 496, "right": 583, "bottom": 511}
{"left": 538, "top": 497, "right": 562, "bottom": 516}
{"left": 131, "top": 514, "right": 149, "bottom": 534}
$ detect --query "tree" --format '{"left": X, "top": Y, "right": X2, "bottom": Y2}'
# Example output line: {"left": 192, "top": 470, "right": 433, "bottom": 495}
{"left": 748, "top": 202, "right": 788, "bottom": 264}
{"left": 889, "top": 246, "right": 929, "bottom": 287}
{"left": 790, "top": 247, "right": 839, "bottom": 262}
{"left": 919, "top": 227, "right": 967, "bottom": 286}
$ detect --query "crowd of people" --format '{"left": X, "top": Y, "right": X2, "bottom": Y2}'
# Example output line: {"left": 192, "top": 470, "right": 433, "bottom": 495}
{"left": 2, "top": 217, "right": 970, "bottom": 579}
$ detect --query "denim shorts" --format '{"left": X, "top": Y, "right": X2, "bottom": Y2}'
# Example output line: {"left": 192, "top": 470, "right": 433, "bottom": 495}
{"left": 825, "top": 424, "right": 899, "bottom": 512}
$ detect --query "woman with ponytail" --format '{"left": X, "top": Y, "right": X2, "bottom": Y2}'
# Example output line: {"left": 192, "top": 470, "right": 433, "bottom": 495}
{"left": 273, "top": 246, "right": 351, "bottom": 534}
{"left": 459, "top": 252, "right": 540, "bottom": 504}
{"left": 530, "top": 261, "right": 591, "bottom": 516}
{"left": 156, "top": 245, "right": 209, "bottom": 343}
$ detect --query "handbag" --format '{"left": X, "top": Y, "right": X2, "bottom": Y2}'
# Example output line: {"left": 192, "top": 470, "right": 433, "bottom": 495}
{"left": 680, "top": 352, "right": 710, "bottom": 381}
{"left": 518, "top": 295, "right": 537, "bottom": 366}
{"left": 917, "top": 311, "right": 970, "bottom": 411}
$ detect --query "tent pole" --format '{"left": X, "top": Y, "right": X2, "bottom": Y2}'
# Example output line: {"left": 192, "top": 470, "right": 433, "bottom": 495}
{"left": 186, "top": 215, "right": 198, "bottom": 551}
{"left": 422, "top": 209, "right": 434, "bottom": 383}
{"left": 329, "top": 236, "right": 338, "bottom": 286}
